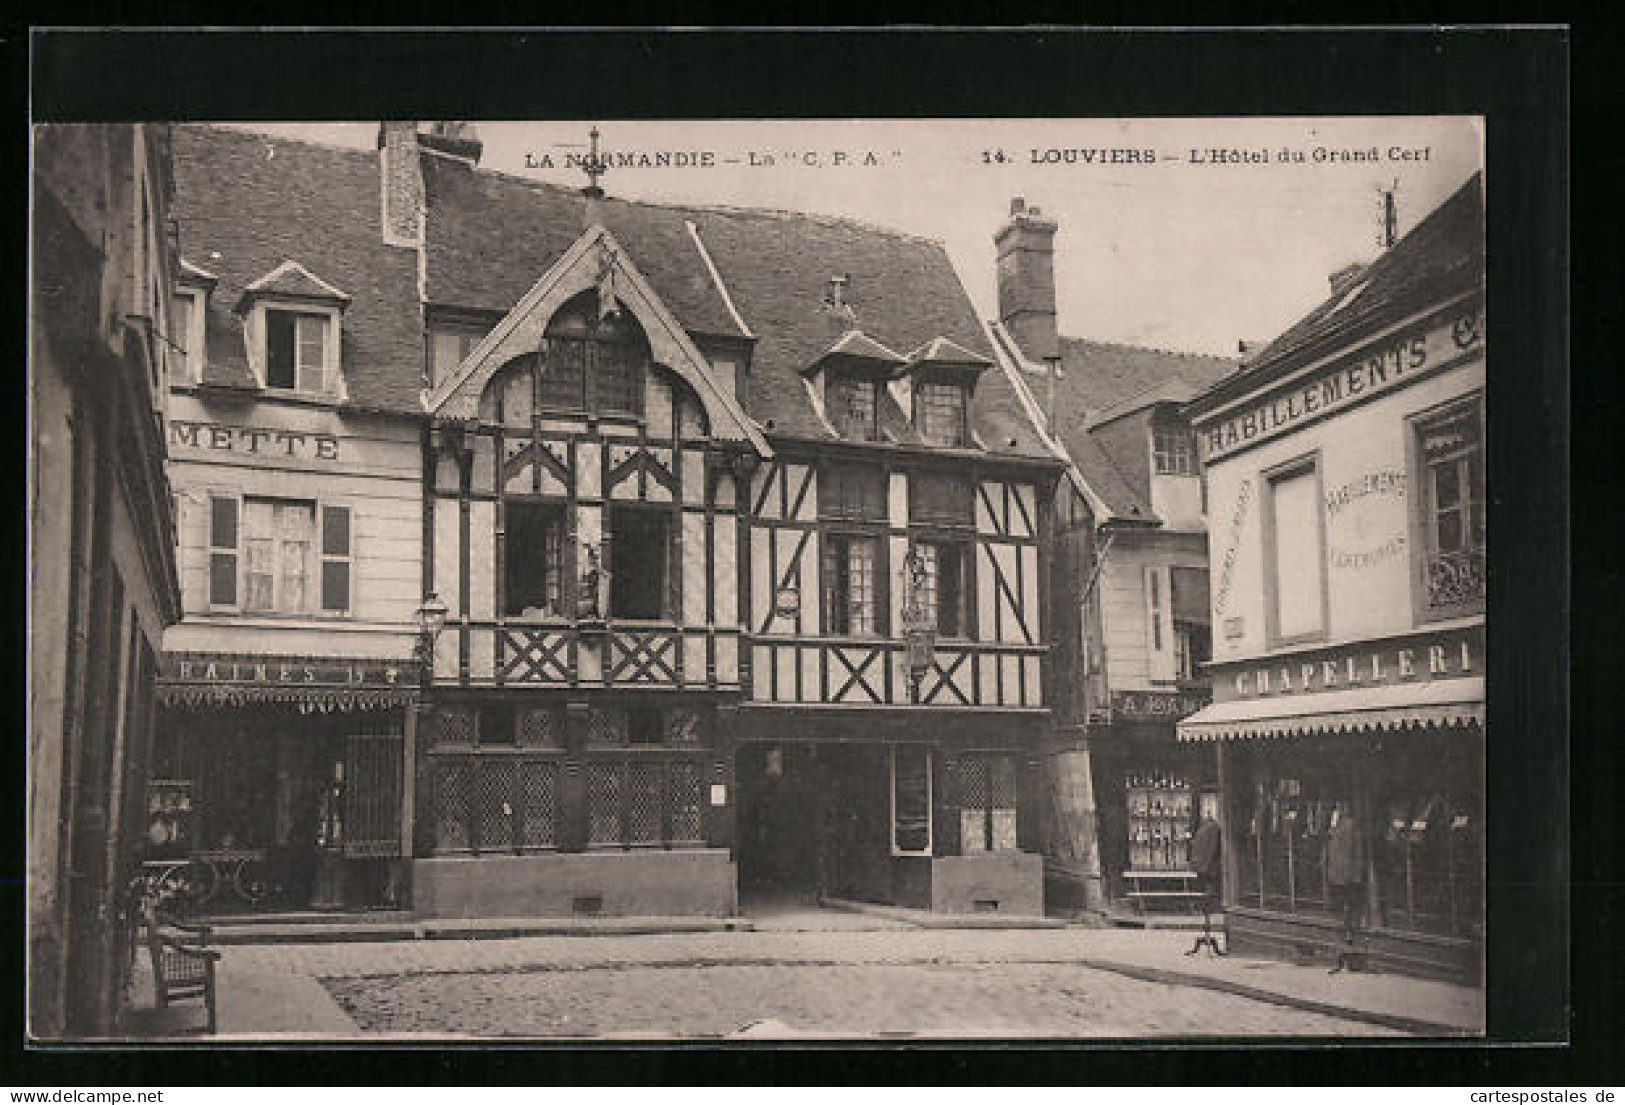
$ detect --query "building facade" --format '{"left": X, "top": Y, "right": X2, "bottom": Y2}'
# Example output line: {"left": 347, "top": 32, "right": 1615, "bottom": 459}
{"left": 30, "top": 124, "right": 183, "bottom": 1037}
{"left": 152, "top": 123, "right": 1061, "bottom": 920}
{"left": 152, "top": 125, "right": 430, "bottom": 916}
{"left": 1180, "top": 174, "right": 1486, "bottom": 983}
{"left": 987, "top": 197, "right": 1234, "bottom": 914}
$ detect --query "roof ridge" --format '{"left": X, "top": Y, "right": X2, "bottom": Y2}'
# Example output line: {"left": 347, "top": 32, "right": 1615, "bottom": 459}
{"left": 1062, "top": 333, "right": 1239, "bottom": 363}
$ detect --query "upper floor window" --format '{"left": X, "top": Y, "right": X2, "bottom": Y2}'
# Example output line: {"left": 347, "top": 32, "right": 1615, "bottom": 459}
{"left": 914, "top": 539, "right": 971, "bottom": 638}
{"left": 170, "top": 291, "right": 205, "bottom": 383}
{"left": 504, "top": 502, "right": 567, "bottom": 618}
{"left": 430, "top": 323, "right": 493, "bottom": 388}
{"left": 608, "top": 506, "right": 671, "bottom": 620}
{"left": 827, "top": 372, "right": 879, "bottom": 441}
{"left": 535, "top": 294, "right": 647, "bottom": 417}
{"left": 207, "top": 495, "right": 351, "bottom": 614}
{"left": 916, "top": 381, "right": 969, "bottom": 447}
{"left": 1154, "top": 427, "right": 1198, "bottom": 476}
{"left": 824, "top": 534, "right": 881, "bottom": 636}
{"left": 264, "top": 309, "right": 333, "bottom": 394}
{"left": 1264, "top": 457, "right": 1326, "bottom": 644}
{"left": 1415, "top": 396, "right": 1486, "bottom": 616}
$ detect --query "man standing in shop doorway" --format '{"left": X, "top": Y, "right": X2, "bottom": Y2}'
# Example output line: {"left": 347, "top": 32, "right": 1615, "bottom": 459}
{"left": 1326, "top": 803, "right": 1368, "bottom": 972}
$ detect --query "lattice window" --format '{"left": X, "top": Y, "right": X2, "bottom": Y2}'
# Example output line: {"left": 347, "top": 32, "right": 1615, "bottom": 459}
{"left": 473, "top": 758, "right": 517, "bottom": 850}
{"left": 433, "top": 759, "right": 472, "bottom": 851}
{"left": 435, "top": 708, "right": 475, "bottom": 746}
{"left": 628, "top": 761, "right": 663, "bottom": 844}
{"left": 666, "top": 709, "right": 702, "bottom": 745}
{"left": 951, "top": 755, "right": 1018, "bottom": 854}
{"left": 587, "top": 706, "right": 628, "bottom": 747}
{"left": 518, "top": 707, "right": 561, "bottom": 747}
{"left": 916, "top": 381, "right": 968, "bottom": 447}
{"left": 518, "top": 760, "right": 559, "bottom": 847}
{"left": 667, "top": 761, "right": 704, "bottom": 843}
{"left": 586, "top": 762, "right": 625, "bottom": 845}
{"left": 824, "top": 535, "right": 880, "bottom": 636}
{"left": 827, "top": 373, "right": 878, "bottom": 441}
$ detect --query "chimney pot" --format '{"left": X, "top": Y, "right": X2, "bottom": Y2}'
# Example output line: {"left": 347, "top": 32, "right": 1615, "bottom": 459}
{"left": 1010, "top": 196, "right": 1026, "bottom": 216}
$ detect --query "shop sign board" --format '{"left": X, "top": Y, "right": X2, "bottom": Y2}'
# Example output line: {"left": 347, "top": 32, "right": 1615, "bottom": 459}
{"left": 1199, "top": 302, "right": 1485, "bottom": 463}
{"left": 1110, "top": 688, "right": 1212, "bottom": 721}
{"left": 160, "top": 653, "right": 413, "bottom": 687}
{"left": 1215, "top": 626, "right": 1481, "bottom": 702}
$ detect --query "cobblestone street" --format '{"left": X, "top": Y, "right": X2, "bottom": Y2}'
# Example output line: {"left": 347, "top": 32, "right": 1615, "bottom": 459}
{"left": 205, "top": 928, "right": 1426, "bottom": 1040}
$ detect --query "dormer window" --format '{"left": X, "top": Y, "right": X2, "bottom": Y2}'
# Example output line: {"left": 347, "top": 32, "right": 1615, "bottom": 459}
{"left": 171, "top": 259, "right": 217, "bottom": 386}
{"left": 902, "top": 337, "right": 991, "bottom": 449}
{"left": 1153, "top": 427, "right": 1197, "bottom": 476}
{"left": 265, "top": 309, "right": 330, "bottom": 392}
{"left": 827, "top": 372, "right": 878, "bottom": 440}
{"left": 915, "top": 380, "right": 968, "bottom": 447}
{"left": 803, "top": 330, "right": 908, "bottom": 443}
{"left": 235, "top": 260, "right": 350, "bottom": 399}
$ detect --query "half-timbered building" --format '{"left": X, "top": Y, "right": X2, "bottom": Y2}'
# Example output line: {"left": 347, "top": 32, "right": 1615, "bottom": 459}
{"left": 408, "top": 127, "right": 1063, "bottom": 917}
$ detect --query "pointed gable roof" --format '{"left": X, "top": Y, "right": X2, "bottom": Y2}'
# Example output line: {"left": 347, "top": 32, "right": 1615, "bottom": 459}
{"left": 907, "top": 335, "right": 994, "bottom": 368}
{"left": 801, "top": 329, "right": 908, "bottom": 377}
{"left": 426, "top": 224, "right": 770, "bottom": 453}
{"left": 241, "top": 259, "right": 352, "bottom": 305}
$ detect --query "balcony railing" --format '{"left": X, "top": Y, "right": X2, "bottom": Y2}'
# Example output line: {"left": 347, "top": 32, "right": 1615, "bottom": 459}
{"left": 1425, "top": 547, "right": 1486, "bottom": 611}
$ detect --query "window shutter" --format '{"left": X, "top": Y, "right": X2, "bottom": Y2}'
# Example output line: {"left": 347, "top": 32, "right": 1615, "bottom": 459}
{"left": 208, "top": 496, "right": 239, "bottom": 606}
{"left": 666, "top": 513, "right": 682, "bottom": 621}
{"left": 320, "top": 504, "right": 352, "bottom": 612}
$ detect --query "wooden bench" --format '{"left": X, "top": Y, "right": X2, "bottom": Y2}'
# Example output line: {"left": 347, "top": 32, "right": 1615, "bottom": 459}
{"left": 1122, "top": 869, "right": 1209, "bottom": 914}
{"left": 144, "top": 911, "right": 220, "bottom": 1034}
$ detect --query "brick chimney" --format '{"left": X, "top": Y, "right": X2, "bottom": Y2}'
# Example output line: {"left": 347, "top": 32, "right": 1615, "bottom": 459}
{"left": 994, "top": 196, "right": 1060, "bottom": 363}
{"left": 378, "top": 122, "right": 424, "bottom": 248}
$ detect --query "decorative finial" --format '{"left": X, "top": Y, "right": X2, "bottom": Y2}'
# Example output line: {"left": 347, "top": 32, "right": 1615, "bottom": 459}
{"left": 583, "top": 126, "right": 608, "bottom": 198}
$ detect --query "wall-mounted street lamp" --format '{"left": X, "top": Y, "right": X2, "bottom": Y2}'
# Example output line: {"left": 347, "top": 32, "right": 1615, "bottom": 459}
{"left": 414, "top": 592, "right": 449, "bottom": 678}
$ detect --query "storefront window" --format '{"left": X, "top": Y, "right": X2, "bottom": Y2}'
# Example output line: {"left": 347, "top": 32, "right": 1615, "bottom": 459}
{"left": 1125, "top": 770, "right": 1196, "bottom": 871}
{"left": 1370, "top": 733, "right": 1484, "bottom": 938}
{"left": 949, "top": 755, "right": 1017, "bottom": 853}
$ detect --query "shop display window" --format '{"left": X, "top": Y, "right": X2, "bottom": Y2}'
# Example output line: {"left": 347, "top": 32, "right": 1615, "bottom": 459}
{"left": 1240, "top": 765, "right": 1346, "bottom": 917}
{"left": 1124, "top": 769, "right": 1196, "bottom": 871}
{"left": 1371, "top": 738, "right": 1483, "bottom": 939}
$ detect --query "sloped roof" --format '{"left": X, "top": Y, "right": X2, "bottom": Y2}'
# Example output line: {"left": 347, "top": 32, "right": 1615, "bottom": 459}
{"left": 909, "top": 335, "right": 993, "bottom": 367}
{"left": 168, "top": 126, "right": 1053, "bottom": 459}
{"left": 170, "top": 126, "right": 425, "bottom": 411}
{"left": 1047, "top": 338, "right": 1237, "bottom": 520}
{"left": 241, "top": 259, "right": 351, "bottom": 304}
{"left": 1198, "top": 171, "right": 1484, "bottom": 409}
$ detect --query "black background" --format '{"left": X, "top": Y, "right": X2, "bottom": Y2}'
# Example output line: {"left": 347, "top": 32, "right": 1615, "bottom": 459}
{"left": 16, "top": 23, "right": 1600, "bottom": 1088}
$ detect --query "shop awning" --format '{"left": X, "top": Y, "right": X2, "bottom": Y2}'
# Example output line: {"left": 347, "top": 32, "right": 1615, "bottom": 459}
{"left": 1175, "top": 677, "right": 1484, "bottom": 742}
{"left": 156, "top": 652, "right": 420, "bottom": 714}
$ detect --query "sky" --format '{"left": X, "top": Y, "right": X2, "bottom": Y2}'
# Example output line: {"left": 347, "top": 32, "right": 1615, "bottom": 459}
{"left": 227, "top": 118, "right": 1482, "bottom": 358}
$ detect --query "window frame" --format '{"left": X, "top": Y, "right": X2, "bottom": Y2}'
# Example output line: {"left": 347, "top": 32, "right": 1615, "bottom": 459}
{"left": 911, "top": 535, "right": 974, "bottom": 640}
{"left": 823, "top": 530, "right": 885, "bottom": 638}
{"left": 247, "top": 299, "right": 344, "bottom": 400}
{"left": 242, "top": 497, "right": 317, "bottom": 615}
{"left": 1408, "top": 391, "right": 1486, "bottom": 624}
{"left": 170, "top": 287, "right": 206, "bottom": 384}
{"left": 502, "top": 498, "right": 570, "bottom": 620}
{"left": 890, "top": 744, "right": 934, "bottom": 857}
{"left": 820, "top": 461, "right": 889, "bottom": 523}
{"left": 914, "top": 378, "right": 970, "bottom": 447}
{"left": 606, "top": 502, "right": 676, "bottom": 623}
{"left": 1153, "top": 426, "right": 1199, "bottom": 477}
{"left": 1261, "top": 452, "right": 1329, "bottom": 648}
{"left": 825, "top": 370, "right": 880, "bottom": 441}
{"left": 429, "top": 321, "right": 494, "bottom": 389}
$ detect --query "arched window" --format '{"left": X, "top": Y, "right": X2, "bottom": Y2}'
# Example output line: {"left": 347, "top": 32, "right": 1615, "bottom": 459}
{"left": 536, "top": 291, "right": 648, "bottom": 416}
